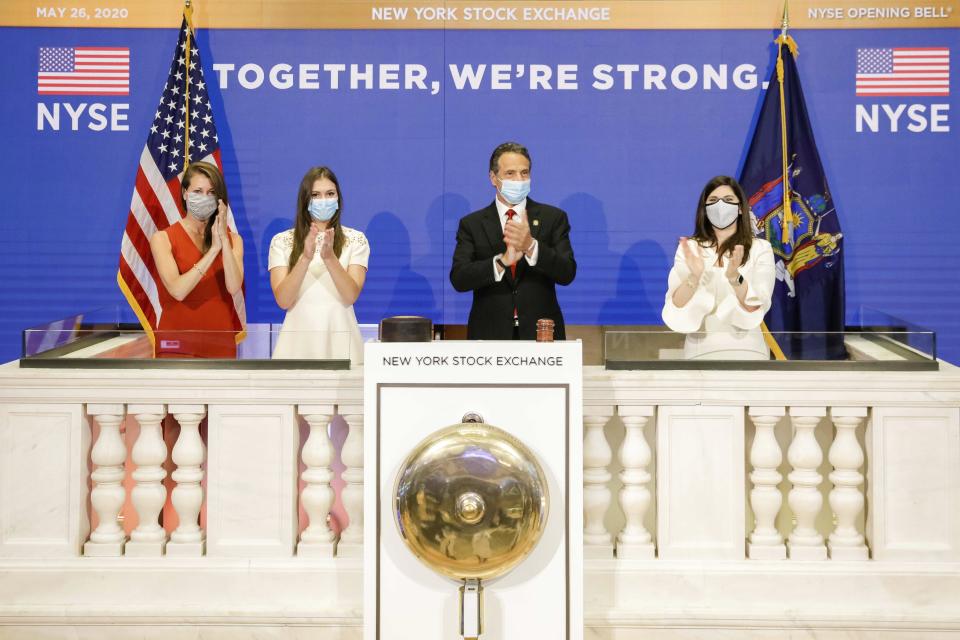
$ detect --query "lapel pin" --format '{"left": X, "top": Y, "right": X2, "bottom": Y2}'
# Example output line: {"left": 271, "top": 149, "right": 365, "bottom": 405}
{"left": 533, "top": 220, "right": 540, "bottom": 226}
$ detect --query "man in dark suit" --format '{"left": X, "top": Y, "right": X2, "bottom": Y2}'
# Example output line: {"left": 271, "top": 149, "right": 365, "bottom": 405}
{"left": 450, "top": 142, "right": 576, "bottom": 339}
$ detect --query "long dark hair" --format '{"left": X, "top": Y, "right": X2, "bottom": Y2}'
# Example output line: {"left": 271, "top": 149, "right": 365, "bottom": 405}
{"left": 179, "top": 161, "right": 228, "bottom": 252}
{"left": 288, "top": 166, "right": 346, "bottom": 268}
{"left": 691, "top": 175, "right": 753, "bottom": 265}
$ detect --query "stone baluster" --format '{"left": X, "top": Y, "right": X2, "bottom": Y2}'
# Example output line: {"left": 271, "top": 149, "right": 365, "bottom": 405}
{"left": 297, "top": 406, "right": 336, "bottom": 557}
{"left": 828, "top": 407, "right": 869, "bottom": 560}
{"left": 125, "top": 405, "right": 168, "bottom": 556}
{"left": 84, "top": 404, "right": 127, "bottom": 556}
{"left": 747, "top": 406, "right": 787, "bottom": 560}
{"left": 787, "top": 407, "right": 827, "bottom": 560}
{"left": 583, "top": 406, "right": 615, "bottom": 558}
{"left": 167, "top": 405, "right": 207, "bottom": 557}
{"left": 615, "top": 406, "right": 655, "bottom": 559}
{"left": 338, "top": 407, "right": 364, "bottom": 557}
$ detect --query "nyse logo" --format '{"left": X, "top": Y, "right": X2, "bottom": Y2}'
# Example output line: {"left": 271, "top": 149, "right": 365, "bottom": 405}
{"left": 36, "top": 46, "right": 131, "bottom": 132}
{"left": 856, "top": 104, "right": 950, "bottom": 133}
{"left": 854, "top": 46, "right": 950, "bottom": 134}
{"left": 37, "top": 102, "right": 129, "bottom": 131}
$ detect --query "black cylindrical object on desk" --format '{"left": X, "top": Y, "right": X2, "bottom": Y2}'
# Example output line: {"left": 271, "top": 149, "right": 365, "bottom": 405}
{"left": 379, "top": 316, "right": 433, "bottom": 342}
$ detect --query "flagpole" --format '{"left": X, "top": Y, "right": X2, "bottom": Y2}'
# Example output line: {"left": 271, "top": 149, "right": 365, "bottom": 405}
{"left": 183, "top": 0, "right": 193, "bottom": 169}
{"left": 777, "top": 1, "right": 790, "bottom": 247}
{"left": 762, "top": 2, "right": 791, "bottom": 362}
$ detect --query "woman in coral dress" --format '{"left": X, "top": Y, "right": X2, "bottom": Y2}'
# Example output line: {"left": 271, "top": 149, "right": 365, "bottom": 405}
{"left": 149, "top": 161, "right": 244, "bottom": 358}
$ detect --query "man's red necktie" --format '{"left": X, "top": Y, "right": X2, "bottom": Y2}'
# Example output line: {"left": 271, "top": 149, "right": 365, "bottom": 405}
{"left": 505, "top": 209, "right": 517, "bottom": 278}
{"left": 506, "top": 209, "right": 520, "bottom": 327}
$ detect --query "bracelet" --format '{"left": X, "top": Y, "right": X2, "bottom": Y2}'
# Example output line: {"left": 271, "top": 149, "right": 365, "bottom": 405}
{"left": 193, "top": 263, "right": 206, "bottom": 277}
{"left": 685, "top": 274, "right": 699, "bottom": 289}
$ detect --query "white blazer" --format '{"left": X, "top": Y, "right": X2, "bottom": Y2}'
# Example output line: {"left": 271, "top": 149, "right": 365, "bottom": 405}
{"left": 662, "top": 238, "right": 776, "bottom": 360}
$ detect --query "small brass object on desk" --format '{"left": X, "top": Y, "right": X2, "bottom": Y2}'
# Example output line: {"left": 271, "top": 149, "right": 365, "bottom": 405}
{"left": 536, "top": 318, "right": 555, "bottom": 342}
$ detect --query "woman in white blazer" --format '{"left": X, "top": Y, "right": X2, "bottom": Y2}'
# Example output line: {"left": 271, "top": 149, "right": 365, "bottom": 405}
{"left": 662, "top": 175, "right": 776, "bottom": 360}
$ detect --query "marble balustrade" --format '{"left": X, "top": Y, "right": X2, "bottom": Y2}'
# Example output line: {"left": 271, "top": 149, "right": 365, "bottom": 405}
{"left": 1, "top": 362, "right": 958, "bottom": 637}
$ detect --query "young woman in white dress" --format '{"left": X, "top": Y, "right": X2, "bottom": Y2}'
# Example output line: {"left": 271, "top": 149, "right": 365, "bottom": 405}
{"left": 269, "top": 166, "right": 370, "bottom": 363}
{"left": 662, "top": 175, "right": 775, "bottom": 360}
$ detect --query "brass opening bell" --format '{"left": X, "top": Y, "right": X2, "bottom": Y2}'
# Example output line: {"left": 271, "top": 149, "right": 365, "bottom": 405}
{"left": 393, "top": 413, "right": 549, "bottom": 639}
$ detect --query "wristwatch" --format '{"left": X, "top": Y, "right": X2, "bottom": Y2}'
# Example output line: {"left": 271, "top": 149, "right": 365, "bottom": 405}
{"left": 728, "top": 273, "right": 744, "bottom": 286}
{"left": 496, "top": 256, "right": 509, "bottom": 271}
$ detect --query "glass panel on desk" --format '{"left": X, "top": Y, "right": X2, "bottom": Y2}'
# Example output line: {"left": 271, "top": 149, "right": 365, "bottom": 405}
{"left": 852, "top": 306, "right": 939, "bottom": 357}
{"left": 603, "top": 327, "right": 936, "bottom": 370}
{"left": 22, "top": 320, "right": 356, "bottom": 368}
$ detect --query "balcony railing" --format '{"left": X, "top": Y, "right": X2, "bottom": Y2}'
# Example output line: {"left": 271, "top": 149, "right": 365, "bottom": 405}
{"left": 1, "top": 360, "right": 958, "bottom": 636}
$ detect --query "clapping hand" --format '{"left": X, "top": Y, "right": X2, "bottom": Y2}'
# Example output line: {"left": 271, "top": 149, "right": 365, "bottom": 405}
{"left": 319, "top": 228, "right": 335, "bottom": 261}
{"left": 303, "top": 221, "right": 322, "bottom": 258}
{"left": 725, "top": 244, "right": 744, "bottom": 281}
{"left": 504, "top": 211, "right": 533, "bottom": 255}
{"left": 679, "top": 237, "right": 704, "bottom": 279}
{"left": 210, "top": 200, "right": 228, "bottom": 251}
{"left": 501, "top": 244, "right": 523, "bottom": 267}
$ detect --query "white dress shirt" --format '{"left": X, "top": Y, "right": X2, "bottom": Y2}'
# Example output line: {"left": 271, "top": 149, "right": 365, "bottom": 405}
{"left": 492, "top": 197, "right": 540, "bottom": 281}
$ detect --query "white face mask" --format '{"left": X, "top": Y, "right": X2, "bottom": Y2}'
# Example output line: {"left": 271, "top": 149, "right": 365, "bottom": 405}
{"left": 705, "top": 200, "right": 740, "bottom": 229}
{"left": 186, "top": 192, "right": 218, "bottom": 221}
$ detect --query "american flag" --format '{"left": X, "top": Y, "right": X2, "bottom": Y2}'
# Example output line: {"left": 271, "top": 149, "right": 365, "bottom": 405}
{"left": 855, "top": 47, "right": 950, "bottom": 97}
{"left": 117, "top": 16, "right": 245, "bottom": 347}
{"left": 38, "top": 46, "right": 130, "bottom": 95}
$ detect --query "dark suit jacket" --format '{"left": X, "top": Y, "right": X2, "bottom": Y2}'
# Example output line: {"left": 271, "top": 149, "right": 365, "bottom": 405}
{"left": 450, "top": 198, "right": 576, "bottom": 340}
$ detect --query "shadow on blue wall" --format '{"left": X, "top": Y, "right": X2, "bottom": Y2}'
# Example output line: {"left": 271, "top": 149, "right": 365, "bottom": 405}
{"left": 356, "top": 211, "right": 435, "bottom": 323}
{"left": 560, "top": 192, "right": 669, "bottom": 325}
{"left": 599, "top": 240, "right": 670, "bottom": 325}
{"left": 416, "top": 192, "right": 473, "bottom": 324}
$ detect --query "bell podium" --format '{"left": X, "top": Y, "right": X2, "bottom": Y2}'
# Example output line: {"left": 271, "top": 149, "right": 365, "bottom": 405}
{"left": 364, "top": 339, "right": 584, "bottom": 640}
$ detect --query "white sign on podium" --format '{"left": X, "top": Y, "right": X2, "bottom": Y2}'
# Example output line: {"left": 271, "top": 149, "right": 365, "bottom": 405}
{"left": 363, "top": 340, "right": 583, "bottom": 640}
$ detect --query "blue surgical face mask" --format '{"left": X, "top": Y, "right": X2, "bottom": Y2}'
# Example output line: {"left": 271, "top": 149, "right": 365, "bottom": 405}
{"left": 308, "top": 198, "right": 338, "bottom": 222}
{"left": 498, "top": 178, "right": 531, "bottom": 205}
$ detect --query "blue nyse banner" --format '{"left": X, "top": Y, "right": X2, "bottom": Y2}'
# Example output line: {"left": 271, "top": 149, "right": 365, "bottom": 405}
{"left": 0, "top": 26, "right": 957, "bottom": 361}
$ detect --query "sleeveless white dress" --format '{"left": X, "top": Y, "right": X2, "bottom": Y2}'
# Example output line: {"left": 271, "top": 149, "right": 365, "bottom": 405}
{"left": 268, "top": 226, "right": 370, "bottom": 363}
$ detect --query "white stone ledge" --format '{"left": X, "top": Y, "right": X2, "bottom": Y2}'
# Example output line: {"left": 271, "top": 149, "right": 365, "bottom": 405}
{"left": 1, "top": 556, "right": 958, "bottom": 639}
{"left": 0, "top": 628, "right": 358, "bottom": 640}
{"left": 586, "top": 558, "right": 960, "bottom": 575}
{"left": 0, "top": 611, "right": 363, "bottom": 626}
{"left": 0, "top": 369, "right": 365, "bottom": 405}
{"left": 0, "top": 558, "right": 363, "bottom": 623}
{"left": 585, "top": 613, "right": 960, "bottom": 631}
{"left": 584, "top": 560, "right": 960, "bottom": 634}
{"left": 0, "top": 556, "right": 361, "bottom": 570}
{"left": 3, "top": 364, "right": 960, "bottom": 407}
